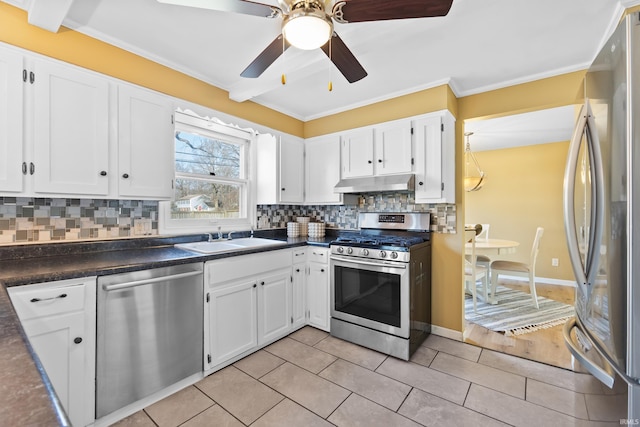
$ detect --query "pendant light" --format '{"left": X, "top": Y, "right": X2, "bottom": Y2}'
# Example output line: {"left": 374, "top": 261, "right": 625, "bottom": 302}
{"left": 464, "top": 132, "right": 486, "bottom": 192}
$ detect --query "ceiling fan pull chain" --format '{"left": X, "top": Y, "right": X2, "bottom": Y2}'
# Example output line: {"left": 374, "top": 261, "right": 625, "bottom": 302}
{"left": 328, "top": 36, "right": 333, "bottom": 92}
{"left": 281, "top": 34, "right": 287, "bottom": 85}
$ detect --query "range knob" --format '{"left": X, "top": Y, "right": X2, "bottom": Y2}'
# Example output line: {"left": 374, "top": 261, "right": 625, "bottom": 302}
{"left": 362, "top": 249, "right": 369, "bottom": 256}
{"left": 337, "top": 247, "right": 344, "bottom": 253}
{"left": 379, "top": 250, "right": 387, "bottom": 258}
{"left": 390, "top": 251, "right": 399, "bottom": 259}
{"left": 347, "top": 247, "right": 354, "bottom": 254}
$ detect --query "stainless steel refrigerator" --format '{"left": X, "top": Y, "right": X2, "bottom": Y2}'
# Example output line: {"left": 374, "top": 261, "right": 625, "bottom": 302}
{"left": 563, "top": 13, "right": 640, "bottom": 419}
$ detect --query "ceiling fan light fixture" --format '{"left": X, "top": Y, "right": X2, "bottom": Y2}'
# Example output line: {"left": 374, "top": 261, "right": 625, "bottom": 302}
{"left": 282, "top": 8, "right": 333, "bottom": 50}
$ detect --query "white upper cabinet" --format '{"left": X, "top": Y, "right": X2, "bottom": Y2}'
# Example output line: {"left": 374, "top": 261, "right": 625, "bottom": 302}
{"left": 32, "top": 59, "right": 110, "bottom": 195}
{"left": 305, "top": 134, "right": 342, "bottom": 204}
{"left": 374, "top": 120, "right": 413, "bottom": 176}
{"left": 0, "top": 45, "right": 178, "bottom": 199}
{"left": 341, "top": 120, "right": 413, "bottom": 179}
{"left": 279, "top": 136, "right": 304, "bottom": 203}
{"left": 118, "top": 85, "right": 174, "bottom": 199}
{"left": 413, "top": 111, "right": 455, "bottom": 203}
{"left": 256, "top": 134, "right": 304, "bottom": 204}
{"left": 340, "top": 128, "right": 374, "bottom": 178}
{"left": 0, "top": 46, "right": 23, "bottom": 193}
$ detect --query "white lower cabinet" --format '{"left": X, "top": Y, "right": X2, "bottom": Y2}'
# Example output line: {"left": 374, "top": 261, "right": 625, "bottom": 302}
{"left": 8, "top": 277, "right": 96, "bottom": 427}
{"left": 306, "top": 248, "right": 330, "bottom": 331}
{"left": 257, "top": 269, "right": 292, "bottom": 345}
{"left": 204, "top": 249, "right": 295, "bottom": 371}
{"left": 291, "top": 248, "right": 307, "bottom": 330}
{"left": 208, "top": 278, "right": 258, "bottom": 366}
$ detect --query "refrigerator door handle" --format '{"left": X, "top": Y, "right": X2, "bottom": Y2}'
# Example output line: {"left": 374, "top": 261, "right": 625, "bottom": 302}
{"left": 563, "top": 317, "right": 616, "bottom": 387}
{"left": 563, "top": 100, "right": 605, "bottom": 290}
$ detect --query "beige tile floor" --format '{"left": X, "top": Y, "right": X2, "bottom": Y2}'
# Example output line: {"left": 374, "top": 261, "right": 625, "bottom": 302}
{"left": 114, "top": 327, "right": 628, "bottom": 427}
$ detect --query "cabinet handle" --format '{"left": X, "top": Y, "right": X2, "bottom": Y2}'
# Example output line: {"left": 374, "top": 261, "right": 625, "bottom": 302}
{"left": 30, "top": 293, "right": 67, "bottom": 303}
{"left": 74, "top": 337, "right": 83, "bottom": 344}
{"left": 22, "top": 162, "right": 27, "bottom": 175}
{"left": 419, "top": 181, "right": 424, "bottom": 186}
{"left": 253, "top": 284, "right": 257, "bottom": 288}
{"left": 29, "top": 162, "right": 35, "bottom": 175}
{"left": 321, "top": 269, "right": 325, "bottom": 272}
{"left": 281, "top": 188, "right": 285, "bottom": 191}
{"left": 367, "top": 160, "right": 372, "bottom": 164}
{"left": 122, "top": 173, "right": 129, "bottom": 179}
{"left": 29, "top": 71, "right": 35, "bottom": 84}
{"left": 261, "top": 281, "right": 265, "bottom": 286}
{"left": 296, "top": 268, "right": 300, "bottom": 272}
{"left": 378, "top": 159, "right": 382, "bottom": 163}
{"left": 100, "top": 171, "right": 107, "bottom": 176}
{"left": 22, "top": 69, "right": 27, "bottom": 82}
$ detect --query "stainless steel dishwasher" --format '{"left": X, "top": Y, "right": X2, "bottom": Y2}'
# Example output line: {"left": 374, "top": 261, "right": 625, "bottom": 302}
{"left": 96, "top": 263, "right": 203, "bottom": 418}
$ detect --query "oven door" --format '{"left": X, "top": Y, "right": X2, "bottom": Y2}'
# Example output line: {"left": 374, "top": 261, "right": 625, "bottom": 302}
{"left": 330, "top": 254, "right": 410, "bottom": 338}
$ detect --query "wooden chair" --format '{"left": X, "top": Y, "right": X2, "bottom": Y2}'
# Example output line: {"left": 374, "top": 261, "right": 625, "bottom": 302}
{"left": 465, "top": 224, "right": 492, "bottom": 277}
{"left": 490, "top": 227, "right": 544, "bottom": 309}
{"left": 464, "top": 230, "right": 489, "bottom": 312}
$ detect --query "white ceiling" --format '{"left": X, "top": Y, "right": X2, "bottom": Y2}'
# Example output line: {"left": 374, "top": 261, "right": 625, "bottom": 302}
{"left": 3, "top": 0, "right": 639, "bottom": 121}
{"left": 464, "top": 105, "right": 578, "bottom": 151}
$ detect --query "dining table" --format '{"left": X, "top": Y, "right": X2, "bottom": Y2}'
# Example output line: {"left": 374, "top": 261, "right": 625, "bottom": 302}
{"left": 465, "top": 238, "right": 520, "bottom": 255}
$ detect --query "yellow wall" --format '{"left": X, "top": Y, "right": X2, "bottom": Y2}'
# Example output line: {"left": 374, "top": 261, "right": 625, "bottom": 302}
{"left": 0, "top": 3, "right": 304, "bottom": 137}
{"left": 465, "top": 142, "right": 574, "bottom": 281}
{"left": 0, "top": 2, "right": 589, "bottom": 334}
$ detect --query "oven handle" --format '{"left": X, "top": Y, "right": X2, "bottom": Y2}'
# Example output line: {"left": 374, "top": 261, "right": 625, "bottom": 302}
{"left": 330, "top": 254, "right": 407, "bottom": 269}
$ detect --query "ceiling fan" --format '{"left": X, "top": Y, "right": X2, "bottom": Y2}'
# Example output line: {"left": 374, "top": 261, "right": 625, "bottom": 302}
{"left": 157, "top": 0, "right": 454, "bottom": 83}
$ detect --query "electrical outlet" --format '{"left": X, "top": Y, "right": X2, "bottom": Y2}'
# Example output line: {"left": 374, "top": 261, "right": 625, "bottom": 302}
{"left": 552, "top": 258, "right": 559, "bottom": 267}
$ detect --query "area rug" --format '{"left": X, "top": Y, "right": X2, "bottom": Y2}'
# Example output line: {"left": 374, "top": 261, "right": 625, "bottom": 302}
{"left": 465, "top": 285, "right": 575, "bottom": 336}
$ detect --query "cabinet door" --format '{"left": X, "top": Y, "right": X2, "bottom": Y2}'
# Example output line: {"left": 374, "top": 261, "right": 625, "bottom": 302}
{"left": 414, "top": 113, "right": 455, "bottom": 203}
{"left": 291, "top": 263, "right": 306, "bottom": 330}
{"left": 414, "top": 115, "right": 444, "bottom": 202}
{"left": 21, "top": 311, "right": 86, "bottom": 427}
{"left": 279, "top": 136, "right": 304, "bottom": 203}
{"left": 32, "top": 59, "right": 110, "bottom": 195}
{"left": 307, "top": 262, "right": 329, "bottom": 331}
{"left": 208, "top": 280, "right": 257, "bottom": 366}
{"left": 0, "top": 47, "right": 24, "bottom": 193}
{"left": 118, "top": 85, "right": 174, "bottom": 199}
{"left": 305, "top": 135, "right": 342, "bottom": 204}
{"left": 374, "top": 120, "right": 413, "bottom": 175}
{"left": 257, "top": 269, "right": 291, "bottom": 345}
{"left": 341, "top": 128, "right": 374, "bottom": 178}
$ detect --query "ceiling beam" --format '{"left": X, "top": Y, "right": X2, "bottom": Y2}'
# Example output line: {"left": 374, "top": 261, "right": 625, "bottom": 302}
{"left": 28, "top": 0, "right": 74, "bottom": 33}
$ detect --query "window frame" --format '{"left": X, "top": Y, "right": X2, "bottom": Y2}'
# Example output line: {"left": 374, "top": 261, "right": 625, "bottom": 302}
{"left": 159, "top": 111, "right": 255, "bottom": 234}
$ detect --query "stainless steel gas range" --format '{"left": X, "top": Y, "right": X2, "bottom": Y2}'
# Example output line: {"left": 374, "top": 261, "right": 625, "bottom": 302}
{"left": 330, "top": 212, "right": 431, "bottom": 360}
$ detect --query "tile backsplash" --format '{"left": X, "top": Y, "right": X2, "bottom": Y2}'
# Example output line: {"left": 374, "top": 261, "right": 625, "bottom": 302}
{"left": 257, "top": 192, "right": 456, "bottom": 233}
{"left": 0, "top": 192, "right": 455, "bottom": 245}
{"left": 0, "top": 197, "right": 159, "bottom": 244}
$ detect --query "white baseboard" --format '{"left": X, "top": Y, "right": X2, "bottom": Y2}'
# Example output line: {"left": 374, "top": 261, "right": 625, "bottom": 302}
{"left": 501, "top": 274, "right": 577, "bottom": 287}
{"left": 431, "top": 325, "right": 464, "bottom": 341}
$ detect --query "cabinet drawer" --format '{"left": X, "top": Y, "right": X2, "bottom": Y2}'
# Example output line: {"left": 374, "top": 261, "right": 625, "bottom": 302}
{"left": 308, "top": 248, "right": 329, "bottom": 264}
{"left": 9, "top": 281, "right": 87, "bottom": 321}
{"left": 292, "top": 248, "right": 307, "bottom": 263}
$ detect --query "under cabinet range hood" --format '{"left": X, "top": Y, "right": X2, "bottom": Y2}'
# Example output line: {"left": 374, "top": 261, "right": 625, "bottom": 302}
{"left": 334, "top": 174, "right": 415, "bottom": 194}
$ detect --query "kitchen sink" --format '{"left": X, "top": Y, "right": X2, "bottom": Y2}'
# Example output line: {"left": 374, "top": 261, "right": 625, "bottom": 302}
{"left": 174, "top": 238, "right": 286, "bottom": 254}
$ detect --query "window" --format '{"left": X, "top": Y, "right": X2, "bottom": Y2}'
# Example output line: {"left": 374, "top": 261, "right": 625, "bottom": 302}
{"left": 160, "top": 111, "right": 253, "bottom": 233}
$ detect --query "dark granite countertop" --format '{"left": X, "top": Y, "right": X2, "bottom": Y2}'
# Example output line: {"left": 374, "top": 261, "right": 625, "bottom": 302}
{"left": 0, "top": 230, "right": 336, "bottom": 426}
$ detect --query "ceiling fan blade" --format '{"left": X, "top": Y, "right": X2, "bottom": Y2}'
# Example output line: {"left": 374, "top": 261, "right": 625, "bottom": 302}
{"left": 321, "top": 32, "right": 367, "bottom": 83}
{"left": 332, "top": 0, "right": 453, "bottom": 24}
{"left": 241, "top": 35, "right": 290, "bottom": 78}
{"left": 157, "top": 0, "right": 281, "bottom": 19}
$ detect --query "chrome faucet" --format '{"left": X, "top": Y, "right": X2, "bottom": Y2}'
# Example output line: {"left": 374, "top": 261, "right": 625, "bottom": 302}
{"left": 217, "top": 226, "right": 223, "bottom": 240}
{"left": 227, "top": 231, "right": 237, "bottom": 240}
{"left": 207, "top": 233, "right": 214, "bottom": 242}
